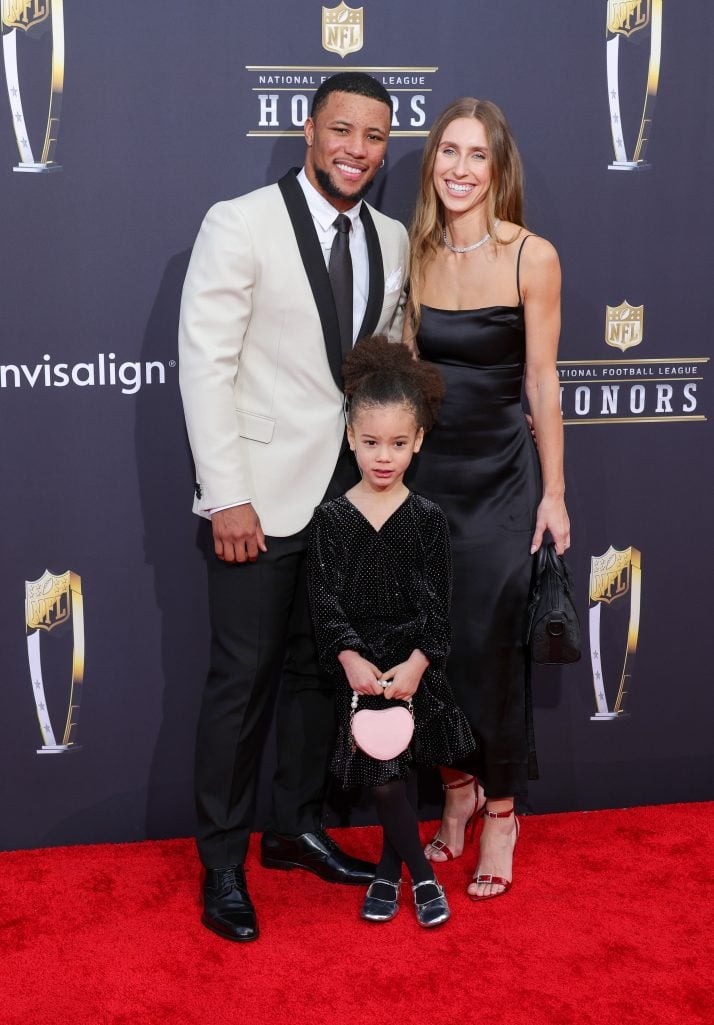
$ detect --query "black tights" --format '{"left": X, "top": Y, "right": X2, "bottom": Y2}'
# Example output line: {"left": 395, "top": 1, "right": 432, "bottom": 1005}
{"left": 370, "top": 775, "right": 435, "bottom": 887}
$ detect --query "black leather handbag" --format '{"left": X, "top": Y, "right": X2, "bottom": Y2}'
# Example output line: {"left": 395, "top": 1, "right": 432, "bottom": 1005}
{"left": 526, "top": 543, "right": 581, "bottom": 664}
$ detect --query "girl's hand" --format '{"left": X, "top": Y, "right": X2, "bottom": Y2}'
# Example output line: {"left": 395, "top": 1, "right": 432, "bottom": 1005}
{"left": 530, "top": 495, "right": 571, "bottom": 555}
{"left": 382, "top": 650, "right": 429, "bottom": 701}
{"left": 338, "top": 650, "right": 384, "bottom": 695}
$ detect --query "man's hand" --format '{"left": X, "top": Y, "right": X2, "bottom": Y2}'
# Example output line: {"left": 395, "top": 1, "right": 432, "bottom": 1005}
{"left": 212, "top": 504, "right": 267, "bottom": 563}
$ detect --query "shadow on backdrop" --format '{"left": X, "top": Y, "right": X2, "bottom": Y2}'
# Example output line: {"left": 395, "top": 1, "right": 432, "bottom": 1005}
{"left": 136, "top": 249, "right": 208, "bottom": 841}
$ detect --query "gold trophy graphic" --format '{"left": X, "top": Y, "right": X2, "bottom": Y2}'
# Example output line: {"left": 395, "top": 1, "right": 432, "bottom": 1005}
{"left": 2, "top": 0, "right": 64, "bottom": 172}
{"left": 26, "top": 570, "right": 85, "bottom": 753}
{"left": 588, "top": 547, "right": 641, "bottom": 720}
{"left": 606, "top": 0, "right": 662, "bottom": 170}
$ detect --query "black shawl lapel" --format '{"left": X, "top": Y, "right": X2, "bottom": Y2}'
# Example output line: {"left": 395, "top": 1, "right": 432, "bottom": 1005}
{"left": 278, "top": 169, "right": 343, "bottom": 391}
{"left": 357, "top": 203, "right": 385, "bottom": 341}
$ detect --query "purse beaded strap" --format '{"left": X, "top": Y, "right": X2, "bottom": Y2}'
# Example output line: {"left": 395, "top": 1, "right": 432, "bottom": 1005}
{"left": 350, "top": 689, "right": 415, "bottom": 728}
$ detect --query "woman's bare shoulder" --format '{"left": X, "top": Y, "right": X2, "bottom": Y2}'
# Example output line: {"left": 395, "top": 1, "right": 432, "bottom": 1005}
{"left": 517, "top": 231, "right": 560, "bottom": 269}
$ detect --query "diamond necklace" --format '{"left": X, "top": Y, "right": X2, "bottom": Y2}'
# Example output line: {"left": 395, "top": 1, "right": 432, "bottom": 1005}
{"left": 442, "top": 219, "right": 500, "bottom": 254}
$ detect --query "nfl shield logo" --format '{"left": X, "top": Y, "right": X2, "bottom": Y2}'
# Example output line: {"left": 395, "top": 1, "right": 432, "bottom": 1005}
{"left": 25, "top": 569, "right": 74, "bottom": 633}
{"left": 322, "top": 3, "right": 364, "bottom": 59}
{"left": 605, "top": 300, "right": 644, "bottom": 352}
{"left": 2, "top": 0, "right": 50, "bottom": 33}
{"left": 589, "top": 547, "right": 633, "bottom": 606}
{"left": 607, "top": 0, "right": 650, "bottom": 39}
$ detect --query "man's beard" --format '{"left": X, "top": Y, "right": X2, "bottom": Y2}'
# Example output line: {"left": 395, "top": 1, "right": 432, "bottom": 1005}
{"left": 314, "top": 165, "right": 375, "bottom": 205}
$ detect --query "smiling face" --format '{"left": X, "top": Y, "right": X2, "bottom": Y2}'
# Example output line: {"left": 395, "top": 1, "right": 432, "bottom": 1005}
{"left": 347, "top": 402, "right": 424, "bottom": 492}
{"left": 303, "top": 90, "right": 391, "bottom": 211}
{"left": 432, "top": 116, "right": 492, "bottom": 218}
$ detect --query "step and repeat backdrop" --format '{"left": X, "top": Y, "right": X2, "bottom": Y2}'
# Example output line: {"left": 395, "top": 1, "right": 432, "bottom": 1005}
{"left": 2, "top": 1, "right": 712, "bottom": 850}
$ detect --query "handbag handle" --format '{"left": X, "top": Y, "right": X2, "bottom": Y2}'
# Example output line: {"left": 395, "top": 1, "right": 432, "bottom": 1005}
{"left": 535, "top": 542, "right": 568, "bottom": 585}
{"left": 547, "top": 545, "right": 566, "bottom": 586}
{"left": 350, "top": 691, "right": 414, "bottom": 719}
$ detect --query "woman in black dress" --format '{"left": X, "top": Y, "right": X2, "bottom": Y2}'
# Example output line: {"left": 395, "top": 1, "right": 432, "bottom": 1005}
{"left": 307, "top": 337, "right": 475, "bottom": 927}
{"left": 406, "top": 99, "right": 570, "bottom": 900}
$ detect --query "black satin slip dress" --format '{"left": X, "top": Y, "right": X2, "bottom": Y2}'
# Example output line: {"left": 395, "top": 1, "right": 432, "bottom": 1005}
{"left": 410, "top": 237, "right": 540, "bottom": 797}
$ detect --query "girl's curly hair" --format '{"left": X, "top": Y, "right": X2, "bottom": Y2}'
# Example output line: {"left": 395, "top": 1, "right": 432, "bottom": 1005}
{"left": 342, "top": 335, "right": 445, "bottom": 431}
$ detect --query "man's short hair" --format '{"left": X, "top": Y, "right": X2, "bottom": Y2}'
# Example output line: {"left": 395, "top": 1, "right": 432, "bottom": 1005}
{"left": 311, "top": 72, "right": 393, "bottom": 119}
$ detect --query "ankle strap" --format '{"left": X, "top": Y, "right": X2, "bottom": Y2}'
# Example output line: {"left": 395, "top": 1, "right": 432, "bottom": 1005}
{"left": 442, "top": 774, "right": 475, "bottom": 792}
{"left": 412, "top": 878, "right": 443, "bottom": 894}
{"left": 368, "top": 878, "right": 401, "bottom": 893}
{"left": 484, "top": 805, "right": 514, "bottom": 819}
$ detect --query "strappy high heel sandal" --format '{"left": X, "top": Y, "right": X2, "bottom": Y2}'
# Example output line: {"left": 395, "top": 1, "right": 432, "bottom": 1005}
{"left": 468, "top": 805, "right": 520, "bottom": 901}
{"left": 425, "top": 775, "right": 486, "bottom": 862}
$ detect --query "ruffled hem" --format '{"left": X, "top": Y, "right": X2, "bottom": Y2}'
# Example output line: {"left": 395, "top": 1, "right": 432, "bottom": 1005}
{"left": 330, "top": 705, "right": 476, "bottom": 790}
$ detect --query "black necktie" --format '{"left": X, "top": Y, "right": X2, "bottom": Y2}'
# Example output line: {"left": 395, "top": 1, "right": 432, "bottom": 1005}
{"left": 328, "top": 213, "right": 353, "bottom": 356}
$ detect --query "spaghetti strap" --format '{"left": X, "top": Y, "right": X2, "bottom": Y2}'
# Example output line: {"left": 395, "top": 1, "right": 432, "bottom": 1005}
{"left": 516, "top": 234, "right": 534, "bottom": 306}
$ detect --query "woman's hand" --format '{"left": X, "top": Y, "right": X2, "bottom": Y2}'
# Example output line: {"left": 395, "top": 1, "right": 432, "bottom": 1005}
{"left": 382, "top": 649, "right": 429, "bottom": 701}
{"left": 530, "top": 495, "right": 571, "bottom": 555}
{"left": 338, "top": 650, "right": 384, "bottom": 696}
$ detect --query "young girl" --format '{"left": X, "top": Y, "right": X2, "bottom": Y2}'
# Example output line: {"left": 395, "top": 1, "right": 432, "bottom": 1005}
{"left": 307, "top": 336, "right": 476, "bottom": 927}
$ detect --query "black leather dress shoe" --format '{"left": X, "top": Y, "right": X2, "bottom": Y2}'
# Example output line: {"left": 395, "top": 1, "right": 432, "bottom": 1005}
{"left": 201, "top": 866, "right": 258, "bottom": 942}
{"left": 260, "top": 829, "right": 376, "bottom": 885}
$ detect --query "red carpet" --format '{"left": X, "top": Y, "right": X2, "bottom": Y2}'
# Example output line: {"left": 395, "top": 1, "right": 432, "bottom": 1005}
{"left": 1, "top": 803, "right": 712, "bottom": 1025}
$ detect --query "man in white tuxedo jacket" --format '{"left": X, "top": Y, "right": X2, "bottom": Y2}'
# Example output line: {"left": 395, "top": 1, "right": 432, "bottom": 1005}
{"left": 179, "top": 73, "right": 408, "bottom": 941}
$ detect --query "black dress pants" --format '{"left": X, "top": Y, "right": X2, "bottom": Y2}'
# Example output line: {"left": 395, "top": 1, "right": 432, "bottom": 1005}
{"left": 194, "top": 448, "right": 357, "bottom": 869}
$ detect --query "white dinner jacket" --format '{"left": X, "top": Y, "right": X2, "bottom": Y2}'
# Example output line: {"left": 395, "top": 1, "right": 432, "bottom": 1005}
{"left": 179, "top": 169, "right": 409, "bottom": 537}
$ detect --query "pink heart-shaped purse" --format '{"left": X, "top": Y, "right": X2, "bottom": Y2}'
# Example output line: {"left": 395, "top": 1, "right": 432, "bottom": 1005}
{"left": 350, "top": 695, "right": 414, "bottom": 761}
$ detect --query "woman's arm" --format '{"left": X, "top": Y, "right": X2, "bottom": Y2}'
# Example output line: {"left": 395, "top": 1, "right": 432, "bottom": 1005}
{"left": 522, "top": 236, "right": 571, "bottom": 555}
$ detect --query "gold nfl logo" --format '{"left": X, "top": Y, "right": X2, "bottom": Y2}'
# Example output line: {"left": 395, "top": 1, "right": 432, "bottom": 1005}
{"left": 605, "top": 300, "right": 644, "bottom": 352}
{"left": 322, "top": 3, "right": 363, "bottom": 59}
{"left": 607, "top": 0, "right": 650, "bottom": 39}
{"left": 589, "top": 547, "right": 632, "bottom": 606}
{"left": 25, "top": 569, "right": 74, "bottom": 632}
{"left": 2, "top": 0, "right": 50, "bottom": 33}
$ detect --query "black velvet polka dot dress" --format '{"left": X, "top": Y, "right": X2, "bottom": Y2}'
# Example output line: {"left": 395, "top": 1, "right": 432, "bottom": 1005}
{"left": 307, "top": 492, "right": 476, "bottom": 790}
